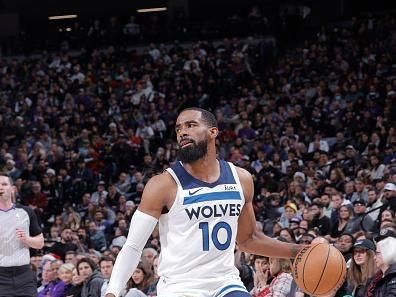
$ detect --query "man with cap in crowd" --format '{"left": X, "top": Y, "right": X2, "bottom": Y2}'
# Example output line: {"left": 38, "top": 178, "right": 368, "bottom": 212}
{"left": 349, "top": 198, "right": 375, "bottom": 233}
{"left": 91, "top": 181, "right": 109, "bottom": 205}
{"left": 289, "top": 216, "right": 304, "bottom": 242}
{"left": 382, "top": 183, "right": 396, "bottom": 212}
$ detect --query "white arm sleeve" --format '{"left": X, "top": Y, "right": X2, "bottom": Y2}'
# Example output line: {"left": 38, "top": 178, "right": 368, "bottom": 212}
{"left": 106, "top": 209, "right": 158, "bottom": 297}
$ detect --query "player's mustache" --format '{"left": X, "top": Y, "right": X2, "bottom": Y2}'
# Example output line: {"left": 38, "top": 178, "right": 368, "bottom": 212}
{"left": 179, "top": 138, "right": 195, "bottom": 145}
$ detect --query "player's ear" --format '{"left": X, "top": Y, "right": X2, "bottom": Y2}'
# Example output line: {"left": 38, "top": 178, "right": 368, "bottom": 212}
{"left": 11, "top": 186, "right": 17, "bottom": 202}
{"left": 209, "top": 127, "right": 218, "bottom": 138}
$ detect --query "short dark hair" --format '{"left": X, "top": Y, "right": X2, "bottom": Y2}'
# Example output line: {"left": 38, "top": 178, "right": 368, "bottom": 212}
{"left": 99, "top": 255, "right": 115, "bottom": 266}
{"left": 310, "top": 202, "right": 323, "bottom": 209}
{"left": 76, "top": 257, "right": 97, "bottom": 274}
{"left": 181, "top": 107, "right": 217, "bottom": 128}
{"left": 65, "top": 250, "right": 77, "bottom": 257}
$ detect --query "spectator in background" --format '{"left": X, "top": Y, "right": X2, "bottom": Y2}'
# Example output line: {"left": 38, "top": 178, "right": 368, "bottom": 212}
{"left": 382, "top": 183, "right": 396, "bottom": 213}
{"left": 250, "top": 255, "right": 269, "bottom": 294}
{"left": 328, "top": 205, "right": 354, "bottom": 241}
{"left": 329, "top": 193, "right": 350, "bottom": 225}
{"left": 334, "top": 233, "right": 354, "bottom": 262}
{"left": 100, "top": 256, "right": 120, "bottom": 297}
{"left": 125, "top": 262, "right": 153, "bottom": 296}
{"left": 251, "top": 256, "right": 293, "bottom": 297}
{"left": 279, "top": 202, "right": 299, "bottom": 228}
{"left": 77, "top": 257, "right": 104, "bottom": 297}
{"left": 367, "top": 189, "right": 383, "bottom": 222}
{"left": 88, "top": 221, "right": 107, "bottom": 252}
{"left": 364, "top": 236, "right": 396, "bottom": 296}
{"left": 141, "top": 248, "right": 158, "bottom": 270}
{"left": 349, "top": 199, "right": 375, "bottom": 233}
{"left": 51, "top": 263, "right": 74, "bottom": 297}
{"left": 351, "top": 178, "right": 369, "bottom": 204}
{"left": 37, "top": 260, "right": 58, "bottom": 296}
{"left": 308, "top": 202, "right": 332, "bottom": 236}
{"left": 91, "top": 181, "right": 109, "bottom": 205}
{"left": 347, "top": 239, "right": 377, "bottom": 297}
{"left": 146, "top": 255, "right": 160, "bottom": 296}
{"left": 369, "top": 155, "right": 386, "bottom": 181}
{"left": 64, "top": 267, "right": 84, "bottom": 297}
{"left": 65, "top": 250, "right": 78, "bottom": 266}
{"left": 24, "top": 181, "right": 48, "bottom": 224}
{"left": 50, "top": 227, "right": 78, "bottom": 260}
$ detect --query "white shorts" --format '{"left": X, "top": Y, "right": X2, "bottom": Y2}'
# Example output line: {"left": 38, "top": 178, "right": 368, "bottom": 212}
{"left": 156, "top": 275, "right": 247, "bottom": 297}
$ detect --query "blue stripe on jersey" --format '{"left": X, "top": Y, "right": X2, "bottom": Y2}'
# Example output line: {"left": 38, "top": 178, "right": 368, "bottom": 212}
{"left": 183, "top": 191, "right": 241, "bottom": 205}
{"left": 214, "top": 284, "right": 248, "bottom": 297}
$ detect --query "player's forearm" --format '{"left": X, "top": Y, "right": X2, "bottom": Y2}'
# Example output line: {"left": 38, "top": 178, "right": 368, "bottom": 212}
{"left": 26, "top": 233, "right": 45, "bottom": 249}
{"left": 238, "top": 232, "right": 302, "bottom": 259}
{"left": 106, "top": 244, "right": 143, "bottom": 296}
{"left": 106, "top": 209, "right": 158, "bottom": 297}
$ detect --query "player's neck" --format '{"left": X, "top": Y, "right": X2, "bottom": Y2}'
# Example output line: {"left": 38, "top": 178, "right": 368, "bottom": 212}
{"left": 183, "top": 156, "right": 220, "bottom": 183}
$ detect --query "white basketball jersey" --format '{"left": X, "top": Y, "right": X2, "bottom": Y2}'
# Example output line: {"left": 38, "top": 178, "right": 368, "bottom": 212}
{"left": 156, "top": 160, "right": 246, "bottom": 296}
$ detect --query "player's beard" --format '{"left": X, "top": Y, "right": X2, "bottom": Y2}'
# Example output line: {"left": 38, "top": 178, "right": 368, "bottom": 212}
{"left": 178, "top": 138, "right": 208, "bottom": 164}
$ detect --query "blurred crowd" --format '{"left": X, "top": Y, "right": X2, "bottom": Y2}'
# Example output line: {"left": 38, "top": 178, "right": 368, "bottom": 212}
{"left": 0, "top": 11, "right": 396, "bottom": 297}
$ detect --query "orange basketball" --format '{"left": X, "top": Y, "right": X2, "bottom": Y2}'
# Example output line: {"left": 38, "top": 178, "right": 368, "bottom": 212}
{"left": 292, "top": 243, "right": 347, "bottom": 297}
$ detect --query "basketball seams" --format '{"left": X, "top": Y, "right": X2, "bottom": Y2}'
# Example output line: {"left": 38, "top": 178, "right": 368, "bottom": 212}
{"left": 316, "top": 246, "right": 346, "bottom": 296}
{"left": 312, "top": 244, "right": 330, "bottom": 295}
{"left": 295, "top": 243, "right": 347, "bottom": 296}
{"left": 302, "top": 243, "right": 322, "bottom": 293}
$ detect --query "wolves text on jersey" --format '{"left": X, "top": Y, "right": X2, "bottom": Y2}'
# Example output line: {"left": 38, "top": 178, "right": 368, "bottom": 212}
{"left": 185, "top": 203, "right": 242, "bottom": 220}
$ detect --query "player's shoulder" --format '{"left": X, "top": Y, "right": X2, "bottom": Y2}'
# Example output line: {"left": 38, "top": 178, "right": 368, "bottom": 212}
{"left": 140, "top": 170, "right": 177, "bottom": 211}
{"left": 146, "top": 170, "right": 176, "bottom": 188}
{"left": 143, "top": 170, "right": 177, "bottom": 198}
{"left": 234, "top": 165, "right": 254, "bottom": 183}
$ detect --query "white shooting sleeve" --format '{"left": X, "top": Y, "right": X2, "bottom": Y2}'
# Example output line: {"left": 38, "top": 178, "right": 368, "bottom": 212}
{"left": 106, "top": 209, "right": 158, "bottom": 296}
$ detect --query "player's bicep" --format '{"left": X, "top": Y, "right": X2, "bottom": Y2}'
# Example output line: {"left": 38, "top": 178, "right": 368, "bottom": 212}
{"left": 237, "top": 200, "right": 257, "bottom": 244}
{"left": 137, "top": 172, "right": 176, "bottom": 219}
{"left": 235, "top": 168, "right": 257, "bottom": 244}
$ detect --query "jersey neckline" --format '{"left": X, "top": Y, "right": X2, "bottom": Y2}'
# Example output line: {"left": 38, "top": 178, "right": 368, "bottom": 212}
{"left": 178, "top": 159, "right": 223, "bottom": 187}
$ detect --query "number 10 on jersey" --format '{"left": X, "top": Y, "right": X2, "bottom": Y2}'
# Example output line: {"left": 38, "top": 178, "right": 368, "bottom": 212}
{"left": 199, "top": 221, "right": 232, "bottom": 251}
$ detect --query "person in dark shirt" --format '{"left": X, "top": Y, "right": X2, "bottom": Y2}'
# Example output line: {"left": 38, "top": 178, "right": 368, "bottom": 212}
{"left": 50, "top": 227, "right": 78, "bottom": 260}
{"left": 309, "top": 202, "right": 332, "bottom": 236}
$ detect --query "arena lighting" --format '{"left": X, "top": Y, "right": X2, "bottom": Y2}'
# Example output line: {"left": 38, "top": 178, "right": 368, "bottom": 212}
{"left": 48, "top": 14, "right": 78, "bottom": 20}
{"left": 137, "top": 7, "right": 167, "bottom": 13}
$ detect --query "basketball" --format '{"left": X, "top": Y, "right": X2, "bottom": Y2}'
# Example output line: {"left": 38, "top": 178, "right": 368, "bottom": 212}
{"left": 292, "top": 243, "right": 347, "bottom": 297}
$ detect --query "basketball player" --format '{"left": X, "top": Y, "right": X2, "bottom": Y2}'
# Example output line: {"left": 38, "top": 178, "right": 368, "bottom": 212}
{"left": 106, "top": 108, "right": 302, "bottom": 297}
